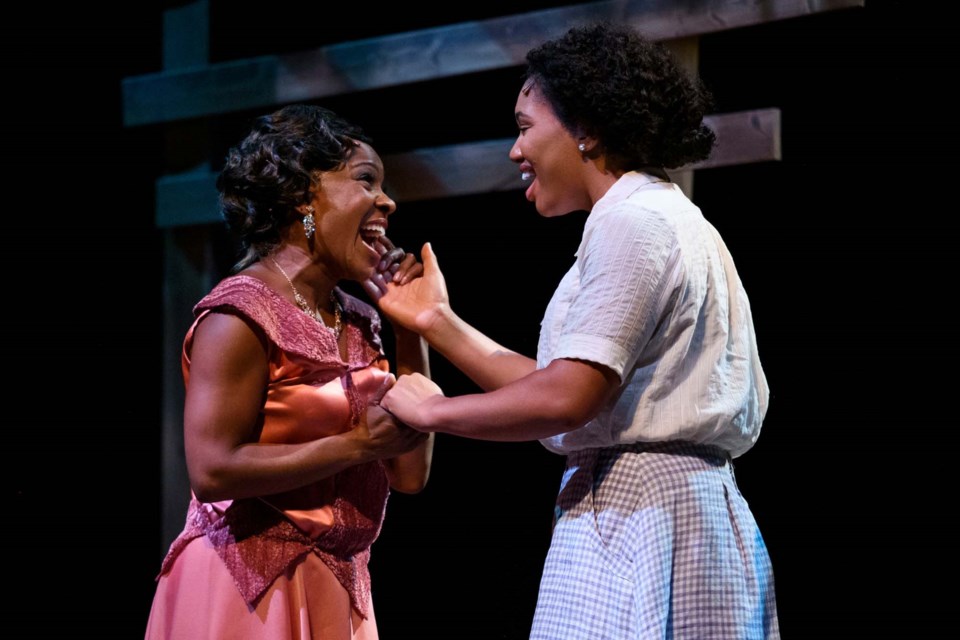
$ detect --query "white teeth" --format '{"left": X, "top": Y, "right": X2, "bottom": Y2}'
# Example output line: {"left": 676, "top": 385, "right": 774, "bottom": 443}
{"left": 521, "top": 172, "right": 532, "bottom": 181}
{"left": 361, "top": 224, "right": 385, "bottom": 238}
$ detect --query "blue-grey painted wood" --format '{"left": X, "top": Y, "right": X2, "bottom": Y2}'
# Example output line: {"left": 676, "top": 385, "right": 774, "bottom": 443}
{"left": 123, "top": 0, "right": 862, "bottom": 126}
{"left": 155, "top": 108, "right": 780, "bottom": 227}
{"left": 159, "top": 0, "right": 212, "bottom": 554}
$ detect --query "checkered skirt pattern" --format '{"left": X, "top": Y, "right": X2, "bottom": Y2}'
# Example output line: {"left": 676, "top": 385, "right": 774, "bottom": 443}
{"left": 530, "top": 442, "right": 779, "bottom": 639}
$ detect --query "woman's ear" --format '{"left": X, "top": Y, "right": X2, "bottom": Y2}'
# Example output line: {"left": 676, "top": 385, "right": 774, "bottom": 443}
{"left": 576, "top": 135, "right": 600, "bottom": 155}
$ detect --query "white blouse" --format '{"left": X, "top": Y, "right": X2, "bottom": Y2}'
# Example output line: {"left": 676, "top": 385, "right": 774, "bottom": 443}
{"left": 538, "top": 171, "right": 768, "bottom": 457}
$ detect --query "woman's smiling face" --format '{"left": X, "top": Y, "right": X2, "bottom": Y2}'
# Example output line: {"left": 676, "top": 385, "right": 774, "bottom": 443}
{"left": 510, "top": 82, "right": 592, "bottom": 217}
{"left": 310, "top": 141, "right": 396, "bottom": 282}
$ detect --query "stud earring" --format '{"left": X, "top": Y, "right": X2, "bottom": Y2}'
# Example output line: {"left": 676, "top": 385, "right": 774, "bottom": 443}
{"left": 302, "top": 206, "right": 316, "bottom": 240}
{"left": 578, "top": 143, "right": 586, "bottom": 152}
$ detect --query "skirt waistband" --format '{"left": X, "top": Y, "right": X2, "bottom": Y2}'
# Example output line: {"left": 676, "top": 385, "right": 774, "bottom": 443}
{"left": 580, "top": 440, "right": 731, "bottom": 464}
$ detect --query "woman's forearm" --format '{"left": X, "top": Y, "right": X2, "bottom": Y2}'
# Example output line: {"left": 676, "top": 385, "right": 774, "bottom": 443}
{"left": 383, "top": 358, "right": 620, "bottom": 442}
{"left": 393, "top": 325, "right": 430, "bottom": 378}
{"left": 386, "top": 326, "right": 435, "bottom": 492}
{"left": 423, "top": 305, "right": 536, "bottom": 391}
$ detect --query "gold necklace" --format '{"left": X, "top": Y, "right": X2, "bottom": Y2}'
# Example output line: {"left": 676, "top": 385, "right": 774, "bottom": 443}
{"left": 270, "top": 257, "right": 342, "bottom": 339}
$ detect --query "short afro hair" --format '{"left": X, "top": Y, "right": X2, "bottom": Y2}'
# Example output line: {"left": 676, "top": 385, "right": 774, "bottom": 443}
{"left": 524, "top": 23, "right": 716, "bottom": 170}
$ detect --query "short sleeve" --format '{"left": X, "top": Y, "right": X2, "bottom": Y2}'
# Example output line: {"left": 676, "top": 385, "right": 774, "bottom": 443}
{"left": 553, "top": 203, "right": 682, "bottom": 381}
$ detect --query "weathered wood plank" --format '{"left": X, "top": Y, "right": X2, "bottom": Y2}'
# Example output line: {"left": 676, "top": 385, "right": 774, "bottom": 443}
{"left": 159, "top": 0, "right": 212, "bottom": 552}
{"left": 123, "top": 0, "right": 862, "bottom": 126}
{"left": 156, "top": 168, "right": 221, "bottom": 228}
{"left": 689, "top": 107, "right": 782, "bottom": 170}
{"left": 155, "top": 108, "right": 780, "bottom": 226}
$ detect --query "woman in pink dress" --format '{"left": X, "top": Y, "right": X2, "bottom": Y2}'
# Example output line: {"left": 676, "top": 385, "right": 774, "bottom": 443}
{"left": 144, "top": 104, "right": 433, "bottom": 639}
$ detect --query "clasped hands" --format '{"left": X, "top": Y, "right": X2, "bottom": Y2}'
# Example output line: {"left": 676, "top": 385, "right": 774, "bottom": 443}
{"left": 358, "top": 373, "right": 429, "bottom": 459}
{"left": 364, "top": 237, "right": 448, "bottom": 435}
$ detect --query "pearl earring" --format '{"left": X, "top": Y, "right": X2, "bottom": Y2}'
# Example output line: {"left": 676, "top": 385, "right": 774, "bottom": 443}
{"left": 578, "top": 143, "right": 586, "bottom": 152}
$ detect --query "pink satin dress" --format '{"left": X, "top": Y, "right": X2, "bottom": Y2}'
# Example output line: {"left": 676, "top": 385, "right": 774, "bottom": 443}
{"left": 145, "top": 276, "right": 393, "bottom": 640}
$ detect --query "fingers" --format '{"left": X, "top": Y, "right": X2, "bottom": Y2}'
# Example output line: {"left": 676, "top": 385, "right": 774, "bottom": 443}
{"left": 364, "top": 272, "right": 389, "bottom": 301}
{"left": 421, "top": 242, "right": 438, "bottom": 274}
{"left": 377, "top": 237, "right": 425, "bottom": 284}
{"left": 378, "top": 246, "right": 405, "bottom": 272}
{"left": 392, "top": 253, "right": 423, "bottom": 285}
{"left": 375, "top": 235, "right": 413, "bottom": 285}
{"left": 377, "top": 236, "right": 396, "bottom": 254}
{"left": 370, "top": 373, "right": 397, "bottom": 404}
{"left": 362, "top": 278, "right": 383, "bottom": 302}
{"left": 376, "top": 235, "right": 403, "bottom": 269}
{"left": 363, "top": 403, "right": 427, "bottom": 456}
{"left": 366, "top": 239, "right": 435, "bottom": 304}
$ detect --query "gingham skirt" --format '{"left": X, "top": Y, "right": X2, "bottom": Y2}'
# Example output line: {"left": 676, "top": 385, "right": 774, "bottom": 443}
{"left": 530, "top": 441, "right": 779, "bottom": 640}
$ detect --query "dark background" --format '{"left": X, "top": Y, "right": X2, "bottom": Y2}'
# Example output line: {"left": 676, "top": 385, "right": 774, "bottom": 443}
{"left": 5, "top": 1, "right": 955, "bottom": 637}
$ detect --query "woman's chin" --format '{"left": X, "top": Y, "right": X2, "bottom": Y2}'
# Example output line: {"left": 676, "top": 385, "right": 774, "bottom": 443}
{"left": 534, "top": 199, "right": 560, "bottom": 217}
{"left": 353, "top": 259, "right": 381, "bottom": 285}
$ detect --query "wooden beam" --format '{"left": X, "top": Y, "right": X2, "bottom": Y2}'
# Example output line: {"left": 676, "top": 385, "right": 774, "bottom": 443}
{"left": 156, "top": 168, "right": 221, "bottom": 227}
{"left": 123, "top": 0, "right": 862, "bottom": 126}
{"left": 158, "top": 0, "right": 211, "bottom": 554}
{"left": 692, "top": 108, "right": 782, "bottom": 171}
{"left": 155, "top": 108, "right": 780, "bottom": 226}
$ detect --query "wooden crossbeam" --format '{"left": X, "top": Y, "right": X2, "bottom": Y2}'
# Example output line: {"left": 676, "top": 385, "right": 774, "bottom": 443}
{"left": 154, "top": 108, "right": 779, "bottom": 227}
{"left": 123, "top": 0, "right": 861, "bottom": 126}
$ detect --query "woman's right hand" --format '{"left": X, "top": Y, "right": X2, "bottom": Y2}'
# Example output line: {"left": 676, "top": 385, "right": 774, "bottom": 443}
{"left": 356, "top": 404, "right": 427, "bottom": 460}
{"left": 351, "top": 373, "right": 427, "bottom": 460}
{"left": 363, "top": 235, "right": 423, "bottom": 302}
{"left": 376, "top": 242, "right": 450, "bottom": 335}
{"left": 380, "top": 372, "right": 445, "bottom": 433}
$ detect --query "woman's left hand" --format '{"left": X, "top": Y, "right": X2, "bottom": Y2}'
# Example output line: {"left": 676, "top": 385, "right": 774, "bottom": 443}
{"left": 363, "top": 236, "right": 424, "bottom": 302}
{"left": 380, "top": 372, "right": 445, "bottom": 432}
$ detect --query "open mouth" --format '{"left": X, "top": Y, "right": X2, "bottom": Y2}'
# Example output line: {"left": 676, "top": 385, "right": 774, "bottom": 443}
{"left": 360, "top": 222, "right": 386, "bottom": 253}
{"left": 521, "top": 169, "right": 537, "bottom": 201}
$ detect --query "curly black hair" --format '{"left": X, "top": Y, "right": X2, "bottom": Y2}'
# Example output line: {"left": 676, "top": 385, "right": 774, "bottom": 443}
{"left": 524, "top": 23, "right": 715, "bottom": 171}
{"left": 217, "top": 104, "right": 372, "bottom": 271}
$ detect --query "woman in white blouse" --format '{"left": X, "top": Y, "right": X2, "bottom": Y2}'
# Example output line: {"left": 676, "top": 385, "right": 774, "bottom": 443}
{"left": 379, "top": 23, "right": 780, "bottom": 639}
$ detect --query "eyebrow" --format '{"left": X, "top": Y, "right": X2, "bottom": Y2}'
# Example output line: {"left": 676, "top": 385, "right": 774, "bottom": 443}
{"left": 515, "top": 110, "right": 528, "bottom": 122}
{"left": 350, "top": 159, "right": 382, "bottom": 172}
